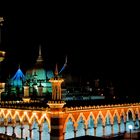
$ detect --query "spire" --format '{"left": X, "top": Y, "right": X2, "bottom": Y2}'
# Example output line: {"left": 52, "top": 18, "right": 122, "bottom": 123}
{"left": 54, "top": 64, "right": 58, "bottom": 77}
{"left": 36, "top": 45, "right": 43, "bottom": 64}
{"left": 59, "top": 55, "right": 67, "bottom": 74}
{"left": 39, "top": 45, "right": 41, "bottom": 56}
{"left": 18, "top": 64, "right": 20, "bottom": 69}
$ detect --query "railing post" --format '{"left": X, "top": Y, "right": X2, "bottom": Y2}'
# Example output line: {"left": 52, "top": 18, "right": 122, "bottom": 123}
{"left": 118, "top": 123, "right": 121, "bottom": 133}
{"left": 28, "top": 124, "right": 32, "bottom": 139}
{"left": 111, "top": 124, "right": 114, "bottom": 136}
{"left": 73, "top": 128, "right": 77, "bottom": 138}
{"left": 102, "top": 125, "right": 105, "bottom": 137}
{"left": 94, "top": 126, "right": 97, "bottom": 136}
{"left": 38, "top": 125, "right": 43, "bottom": 140}
{"left": 124, "top": 122, "right": 127, "bottom": 133}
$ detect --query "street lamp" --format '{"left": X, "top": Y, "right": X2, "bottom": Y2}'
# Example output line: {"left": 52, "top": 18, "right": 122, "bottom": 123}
{"left": 128, "top": 124, "right": 133, "bottom": 140}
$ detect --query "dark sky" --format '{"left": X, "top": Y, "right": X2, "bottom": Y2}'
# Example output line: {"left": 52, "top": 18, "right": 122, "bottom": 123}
{"left": 0, "top": 5, "right": 140, "bottom": 94}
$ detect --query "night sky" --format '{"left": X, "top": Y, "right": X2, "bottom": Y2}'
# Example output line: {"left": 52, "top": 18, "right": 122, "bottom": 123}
{"left": 0, "top": 6, "right": 139, "bottom": 95}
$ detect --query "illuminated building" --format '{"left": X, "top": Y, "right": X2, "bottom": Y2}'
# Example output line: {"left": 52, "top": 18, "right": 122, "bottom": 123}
{"left": 1, "top": 16, "right": 140, "bottom": 140}
{"left": 25, "top": 45, "right": 53, "bottom": 94}
{"left": 7, "top": 46, "right": 53, "bottom": 97}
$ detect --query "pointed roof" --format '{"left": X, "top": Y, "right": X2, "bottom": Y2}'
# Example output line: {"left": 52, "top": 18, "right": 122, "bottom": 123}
{"left": 26, "top": 45, "right": 47, "bottom": 80}
{"left": 11, "top": 68, "right": 26, "bottom": 87}
{"left": 54, "top": 64, "right": 58, "bottom": 76}
{"left": 12, "top": 68, "right": 25, "bottom": 80}
{"left": 59, "top": 55, "right": 67, "bottom": 74}
{"left": 36, "top": 45, "right": 43, "bottom": 64}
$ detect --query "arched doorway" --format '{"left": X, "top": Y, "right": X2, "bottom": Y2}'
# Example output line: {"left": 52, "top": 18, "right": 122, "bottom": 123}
{"left": 65, "top": 118, "right": 74, "bottom": 139}
{"left": 87, "top": 116, "right": 94, "bottom": 136}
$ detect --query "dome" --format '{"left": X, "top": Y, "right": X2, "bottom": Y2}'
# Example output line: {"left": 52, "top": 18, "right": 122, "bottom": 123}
{"left": 26, "top": 45, "right": 47, "bottom": 81}
{"left": 26, "top": 67, "right": 47, "bottom": 81}
{"left": 25, "top": 46, "right": 53, "bottom": 94}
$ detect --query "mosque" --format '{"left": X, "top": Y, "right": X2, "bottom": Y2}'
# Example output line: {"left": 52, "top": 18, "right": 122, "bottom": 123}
{"left": 6, "top": 46, "right": 54, "bottom": 98}
{"left": 4, "top": 46, "right": 108, "bottom": 101}
{"left": 4, "top": 45, "right": 107, "bottom": 101}
{"left": 0, "top": 16, "right": 110, "bottom": 101}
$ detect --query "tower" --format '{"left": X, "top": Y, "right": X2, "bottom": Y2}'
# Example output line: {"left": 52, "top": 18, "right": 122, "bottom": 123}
{"left": 47, "top": 64, "right": 66, "bottom": 140}
{"left": 49, "top": 64, "right": 64, "bottom": 101}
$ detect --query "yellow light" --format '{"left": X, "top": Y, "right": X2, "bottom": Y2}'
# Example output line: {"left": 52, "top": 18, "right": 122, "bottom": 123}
{"left": 0, "top": 17, "right": 4, "bottom": 22}
{"left": 0, "top": 51, "right": 6, "bottom": 62}
{"left": 0, "top": 82, "right": 5, "bottom": 89}
{"left": 22, "top": 98, "right": 30, "bottom": 103}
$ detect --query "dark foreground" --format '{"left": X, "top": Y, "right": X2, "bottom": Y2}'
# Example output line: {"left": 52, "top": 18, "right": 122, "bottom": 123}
{"left": 68, "top": 131, "right": 140, "bottom": 140}
{"left": 68, "top": 136, "right": 123, "bottom": 140}
{"left": 1, "top": 131, "right": 140, "bottom": 140}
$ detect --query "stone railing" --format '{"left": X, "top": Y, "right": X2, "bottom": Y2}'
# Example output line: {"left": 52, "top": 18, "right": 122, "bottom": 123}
{"left": 0, "top": 101, "right": 49, "bottom": 111}
{"left": 64, "top": 102, "right": 140, "bottom": 111}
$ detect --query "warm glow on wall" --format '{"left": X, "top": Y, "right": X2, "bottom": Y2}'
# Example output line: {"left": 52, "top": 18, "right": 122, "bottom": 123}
{"left": 0, "top": 51, "right": 6, "bottom": 62}
{"left": 0, "top": 82, "right": 5, "bottom": 89}
{"left": 0, "top": 17, "right": 4, "bottom": 22}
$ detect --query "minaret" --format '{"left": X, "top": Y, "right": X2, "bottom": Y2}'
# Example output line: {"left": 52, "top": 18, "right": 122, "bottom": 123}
{"left": 49, "top": 64, "right": 64, "bottom": 101}
{"left": 47, "top": 64, "right": 66, "bottom": 140}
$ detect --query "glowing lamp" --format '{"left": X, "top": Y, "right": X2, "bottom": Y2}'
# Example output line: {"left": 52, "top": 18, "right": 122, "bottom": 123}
{"left": 0, "top": 17, "right": 4, "bottom": 23}
{"left": 128, "top": 124, "right": 133, "bottom": 140}
{"left": 22, "top": 97, "right": 31, "bottom": 103}
{"left": 0, "top": 17, "right": 4, "bottom": 26}
{"left": 0, "top": 51, "right": 6, "bottom": 62}
{"left": 128, "top": 124, "right": 133, "bottom": 130}
{"left": 0, "top": 82, "right": 5, "bottom": 89}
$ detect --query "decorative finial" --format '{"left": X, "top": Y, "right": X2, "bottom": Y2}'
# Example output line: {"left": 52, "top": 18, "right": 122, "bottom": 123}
{"left": 39, "top": 45, "right": 41, "bottom": 56}
{"left": 18, "top": 64, "right": 20, "bottom": 69}
{"left": 36, "top": 45, "right": 43, "bottom": 64}
{"left": 54, "top": 64, "right": 58, "bottom": 77}
{"left": 58, "top": 55, "right": 68, "bottom": 74}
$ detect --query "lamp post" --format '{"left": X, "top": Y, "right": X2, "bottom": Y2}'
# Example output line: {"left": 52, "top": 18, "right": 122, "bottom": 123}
{"left": 128, "top": 124, "right": 133, "bottom": 140}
